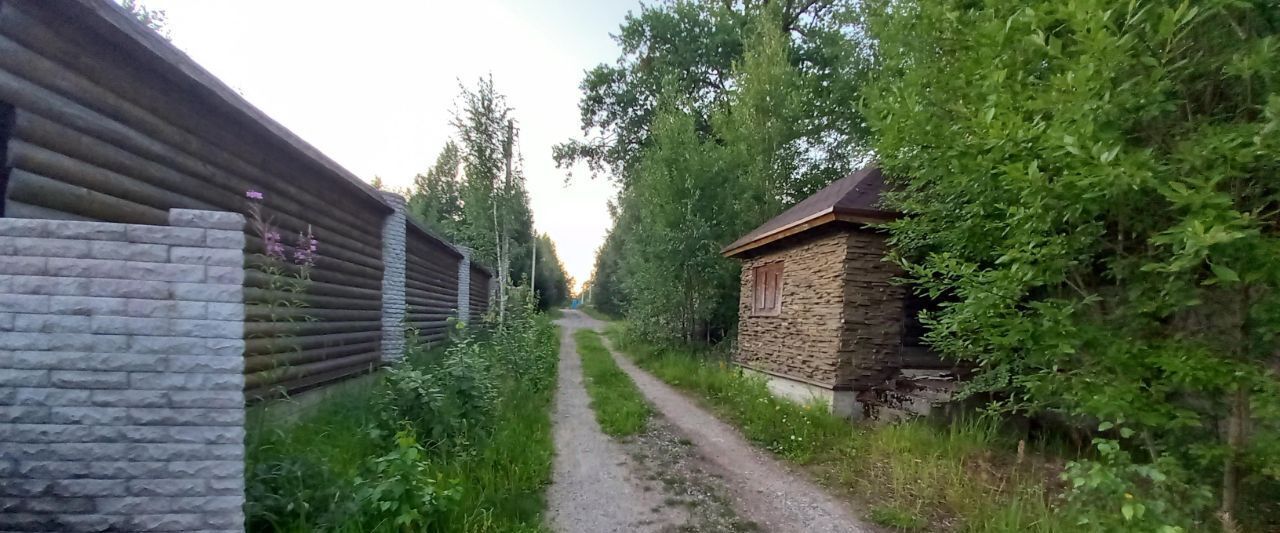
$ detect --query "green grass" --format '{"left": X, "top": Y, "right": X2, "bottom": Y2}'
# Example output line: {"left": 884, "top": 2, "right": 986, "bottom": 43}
{"left": 545, "top": 307, "right": 564, "bottom": 319}
{"left": 245, "top": 380, "right": 385, "bottom": 532}
{"left": 574, "top": 328, "right": 651, "bottom": 436}
{"left": 437, "top": 328, "right": 557, "bottom": 533}
{"left": 246, "top": 316, "right": 559, "bottom": 532}
{"left": 580, "top": 306, "right": 617, "bottom": 322}
{"left": 605, "top": 322, "right": 1065, "bottom": 532}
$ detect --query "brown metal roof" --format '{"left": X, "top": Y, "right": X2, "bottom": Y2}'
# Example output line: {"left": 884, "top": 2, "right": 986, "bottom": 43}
{"left": 722, "top": 164, "right": 896, "bottom": 258}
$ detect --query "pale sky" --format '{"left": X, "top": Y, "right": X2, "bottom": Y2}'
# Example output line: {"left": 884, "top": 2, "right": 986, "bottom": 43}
{"left": 144, "top": 0, "right": 633, "bottom": 292}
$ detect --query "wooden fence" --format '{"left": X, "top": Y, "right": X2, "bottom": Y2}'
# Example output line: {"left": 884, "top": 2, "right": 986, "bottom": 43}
{"left": 0, "top": 0, "right": 492, "bottom": 402}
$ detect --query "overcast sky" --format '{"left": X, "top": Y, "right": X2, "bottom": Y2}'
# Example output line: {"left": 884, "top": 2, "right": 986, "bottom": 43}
{"left": 144, "top": 0, "right": 636, "bottom": 292}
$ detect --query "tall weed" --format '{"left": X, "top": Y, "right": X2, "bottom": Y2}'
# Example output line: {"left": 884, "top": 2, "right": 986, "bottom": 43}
{"left": 246, "top": 305, "right": 558, "bottom": 532}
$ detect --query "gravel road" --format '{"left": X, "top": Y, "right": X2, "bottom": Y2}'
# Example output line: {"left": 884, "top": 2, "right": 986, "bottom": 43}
{"left": 548, "top": 309, "right": 875, "bottom": 533}
{"left": 546, "top": 311, "right": 683, "bottom": 533}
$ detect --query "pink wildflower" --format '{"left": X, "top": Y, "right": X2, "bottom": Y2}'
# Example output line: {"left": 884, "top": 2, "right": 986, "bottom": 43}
{"left": 245, "top": 190, "right": 263, "bottom": 200}
{"left": 292, "top": 225, "right": 318, "bottom": 267}
{"left": 264, "top": 230, "right": 286, "bottom": 260}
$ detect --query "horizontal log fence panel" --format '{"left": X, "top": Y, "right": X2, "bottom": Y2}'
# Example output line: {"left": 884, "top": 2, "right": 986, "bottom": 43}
{"left": 0, "top": 6, "right": 388, "bottom": 226}
{"left": 0, "top": 0, "right": 498, "bottom": 402}
{"left": 5, "top": 167, "right": 168, "bottom": 225}
{"left": 3, "top": 200, "right": 94, "bottom": 221}
{"left": 0, "top": 0, "right": 399, "bottom": 400}
{"left": 405, "top": 225, "right": 461, "bottom": 346}
{"left": 244, "top": 352, "right": 382, "bottom": 402}
{"left": 471, "top": 267, "right": 491, "bottom": 322}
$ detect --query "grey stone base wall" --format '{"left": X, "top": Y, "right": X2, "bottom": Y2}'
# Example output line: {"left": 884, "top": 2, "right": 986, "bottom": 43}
{"left": 0, "top": 210, "right": 246, "bottom": 532}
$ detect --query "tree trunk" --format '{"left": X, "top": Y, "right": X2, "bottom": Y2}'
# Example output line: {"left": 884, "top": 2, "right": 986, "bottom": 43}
{"left": 1219, "top": 385, "right": 1248, "bottom": 532}
{"left": 1219, "top": 285, "right": 1252, "bottom": 532}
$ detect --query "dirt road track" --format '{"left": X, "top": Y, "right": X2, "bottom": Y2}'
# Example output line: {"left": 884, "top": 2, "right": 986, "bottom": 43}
{"left": 548, "top": 310, "right": 874, "bottom": 533}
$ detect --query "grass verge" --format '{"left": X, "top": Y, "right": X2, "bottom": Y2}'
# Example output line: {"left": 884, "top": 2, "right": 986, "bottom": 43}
{"left": 575, "top": 328, "right": 650, "bottom": 436}
{"left": 581, "top": 306, "right": 617, "bottom": 322}
{"left": 246, "top": 313, "right": 558, "bottom": 532}
{"left": 605, "top": 322, "right": 1064, "bottom": 532}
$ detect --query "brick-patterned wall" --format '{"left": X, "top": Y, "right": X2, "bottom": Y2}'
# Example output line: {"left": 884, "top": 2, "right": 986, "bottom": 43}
{"left": 379, "top": 193, "right": 407, "bottom": 363}
{"left": 734, "top": 228, "right": 849, "bottom": 387}
{"left": 837, "top": 229, "right": 905, "bottom": 390}
{"left": 457, "top": 247, "right": 472, "bottom": 322}
{"left": 0, "top": 210, "right": 246, "bottom": 532}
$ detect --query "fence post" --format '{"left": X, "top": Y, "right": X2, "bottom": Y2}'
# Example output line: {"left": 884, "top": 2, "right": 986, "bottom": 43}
{"left": 0, "top": 210, "right": 247, "bottom": 532}
{"left": 379, "top": 192, "right": 407, "bottom": 363}
{"left": 456, "top": 246, "right": 472, "bottom": 324}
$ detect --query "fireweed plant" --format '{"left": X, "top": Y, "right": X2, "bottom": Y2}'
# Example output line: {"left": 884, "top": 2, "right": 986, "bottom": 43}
{"left": 244, "top": 190, "right": 319, "bottom": 394}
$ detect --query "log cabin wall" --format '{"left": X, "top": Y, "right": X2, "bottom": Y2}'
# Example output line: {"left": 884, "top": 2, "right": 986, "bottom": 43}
{"left": 0, "top": 0, "right": 491, "bottom": 402}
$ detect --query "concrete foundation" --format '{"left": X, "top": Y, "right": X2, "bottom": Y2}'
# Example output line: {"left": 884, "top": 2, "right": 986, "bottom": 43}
{"left": 740, "top": 365, "right": 862, "bottom": 420}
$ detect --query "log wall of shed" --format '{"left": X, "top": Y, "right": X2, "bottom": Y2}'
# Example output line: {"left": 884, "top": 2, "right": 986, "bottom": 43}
{"left": 0, "top": 0, "right": 491, "bottom": 401}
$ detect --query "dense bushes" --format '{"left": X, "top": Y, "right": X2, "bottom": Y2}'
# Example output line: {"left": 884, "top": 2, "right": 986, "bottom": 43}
{"left": 376, "top": 339, "right": 499, "bottom": 448}
{"left": 245, "top": 304, "right": 557, "bottom": 532}
{"left": 864, "top": 0, "right": 1280, "bottom": 529}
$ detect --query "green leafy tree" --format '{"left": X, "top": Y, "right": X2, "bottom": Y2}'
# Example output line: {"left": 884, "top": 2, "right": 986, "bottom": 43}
{"left": 406, "top": 77, "right": 553, "bottom": 318}
{"left": 556, "top": 0, "right": 866, "bottom": 188}
{"left": 408, "top": 141, "right": 464, "bottom": 239}
{"left": 587, "top": 209, "right": 628, "bottom": 317}
{"left": 577, "top": 1, "right": 872, "bottom": 342}
{"left": 451, "top": 75, "right": 514, "bottom": 272}
{"left": 117, "top": 0, "right": 170, "bottom": 39}
{"left": 531, "top": 233, "right": 572, "bottom": 309}
{"left": 864, "top": 0, "right": 1280, "bottom": 528}
{"left": 615, "top": 93, "right": 739, "bottom": 341}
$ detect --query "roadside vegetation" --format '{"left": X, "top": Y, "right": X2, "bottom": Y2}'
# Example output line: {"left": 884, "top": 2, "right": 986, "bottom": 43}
{"left": 575, "top": 328, "right": 650, "bottom": 436}
{"left": 245, "top": 303, "right": 558, "bottom": 533}
{"left": 606, "top": 323, "right": 1065, "bottom": 532}
{"left": 576, "top": 1, "right": 1280, "bottom": 530}
{"left": 580, "top": 306, "right": 617, "bottom": 323}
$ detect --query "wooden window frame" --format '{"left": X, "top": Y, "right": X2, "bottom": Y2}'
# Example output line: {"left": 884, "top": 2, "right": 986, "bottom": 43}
{"left": 751, "top": 262, "right": 784, "bottom": 317}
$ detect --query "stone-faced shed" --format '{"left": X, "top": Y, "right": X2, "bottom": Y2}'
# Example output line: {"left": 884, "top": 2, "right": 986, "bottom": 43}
{"left": 724, "top": 164, "right": 937, "bottom": 419}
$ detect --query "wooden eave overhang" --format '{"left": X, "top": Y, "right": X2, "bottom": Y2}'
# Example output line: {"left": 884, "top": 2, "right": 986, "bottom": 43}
{"left": 721, "top": 206, "right": 898, "bottom": 259}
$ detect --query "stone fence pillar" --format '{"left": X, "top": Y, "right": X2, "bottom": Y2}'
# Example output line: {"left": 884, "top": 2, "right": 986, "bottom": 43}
{"left": 379, "top": 192, "right": 407, "bottom": 363}
{"left": 0, "top": 209, "right": 247, "bottom": 532}
{"left": 456, "top": 246, "right": 471, "bottom": 323}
